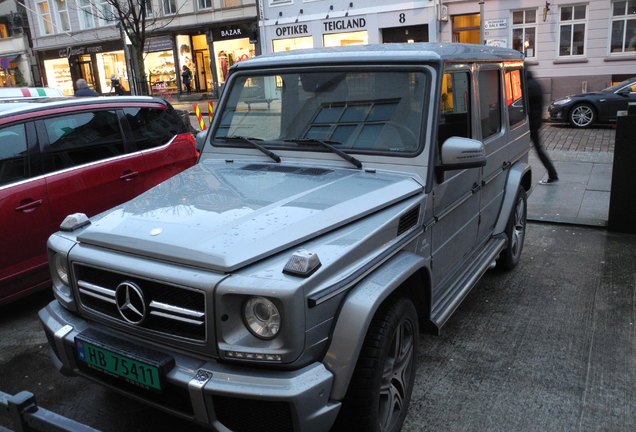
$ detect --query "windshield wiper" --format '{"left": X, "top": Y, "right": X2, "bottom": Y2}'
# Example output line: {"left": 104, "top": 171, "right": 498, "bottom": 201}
{"left": 284, "top": 138, "right": 362, "bottom": 169}
{"left": 218, "top": 136, "right": 281, "bottom": 163}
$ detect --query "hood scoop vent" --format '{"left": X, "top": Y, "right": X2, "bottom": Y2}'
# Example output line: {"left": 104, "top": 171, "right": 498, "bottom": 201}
{"left": 397, "top": 206, "right": 420, "bottom": 236}
{"left": 242, "top": 164, "right": 332, "bottom": 176}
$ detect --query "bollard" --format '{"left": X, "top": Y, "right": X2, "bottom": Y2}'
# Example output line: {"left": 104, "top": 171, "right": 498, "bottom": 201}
{"left": 608, "top": 103, "right": 636, "bottom": 233}
{"left": 193, "top": 104, "right": 206, "bottom": 131}
{"left": 208, "top": 100, "right": 215, "bottom": 122}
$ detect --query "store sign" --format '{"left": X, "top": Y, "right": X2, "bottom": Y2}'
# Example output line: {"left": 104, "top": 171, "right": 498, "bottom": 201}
{"left": 58, "top": 45, "right": 104, "bottom": 59}
{"left": 145, "top": 36, "right": 173, "bottom": 53}
{"left": 323, "top": 17, "right": 367, "bottom": 33}
{"left": 486, "top": 39, "right": 508, "bottom": 47}
{"left": 484, "top": 19, "right": 507, "bottom": 30}
{"left": 275, "top": 24, "right": 309, "bottom": 38}
{"left": 213, "top": 24, "right": 253, "bottom": 41}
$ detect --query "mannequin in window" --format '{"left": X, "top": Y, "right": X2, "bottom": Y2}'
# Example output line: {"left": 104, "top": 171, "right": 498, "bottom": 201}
{"left": 218, "top": 51, "right": 228, "bottom": 81}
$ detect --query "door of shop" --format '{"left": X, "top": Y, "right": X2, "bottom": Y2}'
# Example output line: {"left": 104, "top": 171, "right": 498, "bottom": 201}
{"left": 381, "top": 25, "right": 429, "bottom": 43}
{"left": 195, "top": 50, "right": 212, "bottom": 92}
{"left": 78, "top": 55, "right": 97, "bottom": 92}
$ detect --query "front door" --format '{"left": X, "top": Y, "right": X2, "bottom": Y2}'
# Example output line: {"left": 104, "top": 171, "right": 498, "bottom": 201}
{"left": 195, "top": 50, "right": 212, "bottom": 92}
{"left": 78, "top": 55, "right": 97, "bottom": 92}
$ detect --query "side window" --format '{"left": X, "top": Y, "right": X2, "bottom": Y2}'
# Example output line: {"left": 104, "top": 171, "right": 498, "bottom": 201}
{"left": 478, "top": 69, "right": 502, "bottom": 139}
{"left": 505, "top": 69, "right": 526, "bottom": 127}
{"left": 123, "top": 107, "right": 184, "bottom": 150}
{"left": 438, "top": 71, "right": 471, "bottom": 147}
{"left": 0, "top": 123, "right": 28, "bottom": 186}
{"left": 43, "top": 110, "right": 124, "bottom": 172}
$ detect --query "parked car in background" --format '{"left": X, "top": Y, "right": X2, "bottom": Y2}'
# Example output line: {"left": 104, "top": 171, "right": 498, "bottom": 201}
{"left": 0, "top": 96, "right": 198, "bottom": 305}
{"left": 548, "top": 77, "right": 636, "bottom": 128}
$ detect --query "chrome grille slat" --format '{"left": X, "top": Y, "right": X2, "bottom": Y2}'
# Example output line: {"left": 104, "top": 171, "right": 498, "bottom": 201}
{"left": 74, "top": 264, "right": 206, "bottom": 341}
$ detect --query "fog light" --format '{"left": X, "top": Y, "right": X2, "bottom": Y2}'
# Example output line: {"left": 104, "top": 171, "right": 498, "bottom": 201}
{"left": 243, "top": 297, "right": 281, "bottom": 339}
{"left": 225, "top": 350, "right": 282, "bottom": 362}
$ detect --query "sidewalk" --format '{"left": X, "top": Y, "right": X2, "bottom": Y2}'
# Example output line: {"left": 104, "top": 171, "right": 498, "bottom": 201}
{"left": 527, "top": 124, "right": 615, "bottom": 227}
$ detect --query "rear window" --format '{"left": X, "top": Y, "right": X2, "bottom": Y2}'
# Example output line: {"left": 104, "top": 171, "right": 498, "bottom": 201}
{"left": 123, "top": 107, "right": 185, "bottom": 150}
{"left": 42, "top": 110, "right": 124, "bottom": 171}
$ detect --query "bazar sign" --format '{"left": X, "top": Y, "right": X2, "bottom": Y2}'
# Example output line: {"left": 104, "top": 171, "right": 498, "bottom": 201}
{"left": 323, "top": 17, "right": 367, "bottom": 33}
{"left": 58, "top": 45, "right": 103, "bottom": 58}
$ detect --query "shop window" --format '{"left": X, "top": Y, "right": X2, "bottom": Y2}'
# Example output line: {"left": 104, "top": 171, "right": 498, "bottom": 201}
{"left": 123, "top": 108, "right": 184, "bottom": 150}
{"left": 323, "top": 31, "right": 368, "bottom": 47}
{"left": 610, "top": 0, "right": 636, "bottom": 53}
{"left": 478, "top": 69, "right": 501, "bottom": 139}
{"left": 43, "top": 111, "right": 124, "bottom": 171}
{"left": 36, "top": 0, "right": 54, "bottom": 35}
{"left": 0, "top": 123, "right": 28, "bottom": 187}
{"left": 505, "top": 69, "right": 525, "bottom": 127}
{"left": 163, "top": 0, "right": 177, "bottom": 15}
{"left": 438, "top": 72, "right": 471, "bottom": 147}
{"left": 559, "top": 5, "right": 587, "bottom": 56}
{"left": 452, "top": 14, "right": 480, "bottom": 44}
{"left": 512, "top": 9, "right": 537, "bottom": 58}
{"left": 272, "top": 36, "right": 313, "bottom": 52}
{"left": 53, "top": 0, "right": 70, "bottom": 32}
{"left": 44, "top": 58, "right": 73, "bottom": 95}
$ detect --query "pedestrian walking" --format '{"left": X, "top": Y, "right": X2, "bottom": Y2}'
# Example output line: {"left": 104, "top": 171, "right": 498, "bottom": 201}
{"left": 526, "top": 69, "right": 559, "bottom": 184}
{"left": 74, "top": 79, "right": 99, "bottom": 97}
{"left": 181, "top": 65, "right": 192, "bottom": 94}
{"left": 110, "top": 75, "right": 124, "bottom": 95}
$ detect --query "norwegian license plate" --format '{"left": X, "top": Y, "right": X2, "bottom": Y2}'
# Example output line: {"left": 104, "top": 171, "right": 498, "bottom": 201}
{"left": 75, "top": 330, "right": 172, "bottom": 391}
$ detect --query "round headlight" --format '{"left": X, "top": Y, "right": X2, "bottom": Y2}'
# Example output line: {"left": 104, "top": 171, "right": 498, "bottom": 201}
{"left": 243, "top": 297, "right": 281, "bottom": 339}
{"left": 54, "top": 253, "right": 69, "bottom": 285}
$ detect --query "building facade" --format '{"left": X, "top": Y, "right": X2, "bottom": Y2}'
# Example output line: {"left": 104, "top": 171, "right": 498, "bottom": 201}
{"left": 25, "top": 0, "right": 258, "bottom": 96}
{"left": 0, "top": 1, "right": 36, "bottom": 88}
{"left": 257, "top": 0, "right": 438, "bottom": 54}
{"left": 439, "top": 0, "right": 636, "bottom": 100}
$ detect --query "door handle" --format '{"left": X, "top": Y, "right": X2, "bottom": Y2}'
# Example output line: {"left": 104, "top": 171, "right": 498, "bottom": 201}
{"left": 471, "top": 183, "right": 481, "bottom": 193}
{"left": 120, "top": 170, "right": 139, "bottom": 181}
{"left": 15, "top": 199, "right": 44, "bottom": 212}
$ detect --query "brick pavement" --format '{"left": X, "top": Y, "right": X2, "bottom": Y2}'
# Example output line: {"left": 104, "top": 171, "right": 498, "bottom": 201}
{"left": 540, "top": 123, "right": 615, "bottom": 152}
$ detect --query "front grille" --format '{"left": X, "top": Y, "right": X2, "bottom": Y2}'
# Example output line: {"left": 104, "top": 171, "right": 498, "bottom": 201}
{"left": 74, "top": 264, "right": 206, "bottom": 341}
{"left": 213, "top": 395, "right": 293, "bottom": 432}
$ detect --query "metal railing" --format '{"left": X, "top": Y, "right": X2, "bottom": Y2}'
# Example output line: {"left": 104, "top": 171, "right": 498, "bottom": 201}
{"left": 0, "top": 390, "right": 99, "bottom": 432}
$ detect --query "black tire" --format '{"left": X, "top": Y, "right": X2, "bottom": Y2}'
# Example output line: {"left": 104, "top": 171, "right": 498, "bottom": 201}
{"left": 568, "top": 103, "right": 596, "bottom": 128}
{"left": 498, "top": 187, "right": 527, "bottom": 270}
{"left": 334, "top": 297, "right": 418, "bottom": 432}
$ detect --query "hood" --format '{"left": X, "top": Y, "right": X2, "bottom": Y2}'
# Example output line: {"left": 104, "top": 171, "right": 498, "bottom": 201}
{"left": 77, "top": 160, "right": 423, "bottom": 272}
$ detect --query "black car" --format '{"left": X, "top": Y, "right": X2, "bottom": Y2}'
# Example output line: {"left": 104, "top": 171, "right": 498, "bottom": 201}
{"left": 548, "top": 77, "right": 636, "bottom": 128}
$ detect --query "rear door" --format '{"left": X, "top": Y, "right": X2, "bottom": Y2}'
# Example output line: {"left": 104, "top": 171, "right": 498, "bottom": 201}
{"left": 0, "top": 121, "right": 52, "bottom": 302}
{"left": 121, "top": 106, "right": 197, "bottom": 191}
{"left": 40, "top": 108, "right": 145, "bottom": 227}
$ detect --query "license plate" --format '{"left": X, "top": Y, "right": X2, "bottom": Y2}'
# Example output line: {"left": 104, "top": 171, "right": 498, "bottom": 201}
{"left": 76, "top": 338, "right": 162, "bottom": 390}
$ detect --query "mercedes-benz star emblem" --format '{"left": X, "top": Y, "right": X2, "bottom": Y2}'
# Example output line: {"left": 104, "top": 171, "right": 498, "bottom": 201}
{"left": 115, "top": 281, "right": 147, "bottom": 324}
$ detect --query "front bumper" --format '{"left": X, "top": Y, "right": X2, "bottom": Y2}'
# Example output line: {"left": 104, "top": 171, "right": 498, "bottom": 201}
{"left": 548, "top": 104, "right": 566, "bottom": 121}
{"left": 39, "top": 300, "right": 340, "bottom": 432}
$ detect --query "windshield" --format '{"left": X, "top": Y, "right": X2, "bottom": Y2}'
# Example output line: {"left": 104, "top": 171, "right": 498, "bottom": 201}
{"left": 603, "top": 77, "right": 636, "bottom": 92}
{"left": 213, "top": 70, "right": 428, "bottom": 155}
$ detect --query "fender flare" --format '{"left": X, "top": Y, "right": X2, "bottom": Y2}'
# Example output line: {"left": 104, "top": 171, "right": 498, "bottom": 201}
{"left": 493, "top": 161, "right": 531, "bottom": 235}
{"left": 323, "top": 250, "right": 428, "bottom": 401}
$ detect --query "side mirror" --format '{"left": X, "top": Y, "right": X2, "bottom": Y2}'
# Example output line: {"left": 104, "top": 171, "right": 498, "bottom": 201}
{"left": 195, "top": 130, "right": 207, "bottom": 153}
{"left": 617, "top": 88, "right": 631, "bottom": 97}
{"left": 440, "top": 137, "right": 486, "bottom": 170}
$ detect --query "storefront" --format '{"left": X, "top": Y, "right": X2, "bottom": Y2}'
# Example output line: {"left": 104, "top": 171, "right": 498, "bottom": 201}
{"left": 40, "top": 40, "right": 128, "bottom": 95}
{"left": 211, "top": 23, "right": 257, "bottom": 90}
{"left": 145, "top": 36, "right": 178, "bottom": 97}
{"left": 272, "top": 23, "right": 313, "bottom": 52}
{"left": 322, "top": 17, "right": 369, "bottom": 47}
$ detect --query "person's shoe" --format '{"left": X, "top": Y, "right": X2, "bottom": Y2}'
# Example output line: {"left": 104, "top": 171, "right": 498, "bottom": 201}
{"left": 539, "top": 177, "right": 559, "bottom": 185}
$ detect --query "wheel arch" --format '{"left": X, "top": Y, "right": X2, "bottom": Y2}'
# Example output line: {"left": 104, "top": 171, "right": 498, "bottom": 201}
{"left": 323, "top": 251, "right": 431, "bottom": 401}
{"left": 494, "top": 161, "right": 531, "bottom": 235}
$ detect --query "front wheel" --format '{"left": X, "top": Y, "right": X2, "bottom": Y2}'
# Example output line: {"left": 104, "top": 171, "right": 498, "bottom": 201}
{"left": 334, "top": 297, "right": 419, "bottom": 432}
{"left": 568, "top": 103, "right": 596, "bottom": 128}
{"left": 498, "top": 187, "right": 527, "bottom": 270}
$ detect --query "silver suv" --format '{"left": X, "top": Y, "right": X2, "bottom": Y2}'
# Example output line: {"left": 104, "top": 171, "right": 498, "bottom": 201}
{"left": 40, "top": 43, "right": 531, "bottom": 432}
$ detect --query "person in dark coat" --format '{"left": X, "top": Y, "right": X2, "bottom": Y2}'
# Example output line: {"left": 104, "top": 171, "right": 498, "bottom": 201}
{"left": 74, "top": 79, "right": 99, "bottom": 97}
{"left": 526, "top": 69, "right": 558, "bottom": 184}
{"left": 110, "top": 75, "right": 124, "bottom": 95}
{"left": 181, "top": 65, "right": 192, "bottom": 94}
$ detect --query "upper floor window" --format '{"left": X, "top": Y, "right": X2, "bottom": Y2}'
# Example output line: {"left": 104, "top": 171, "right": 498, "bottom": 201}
{"left": 163, "top": 0, "right": 177, "bottom": 15}
{"left": 36, "top": 0, "right": 54, "bottom": 35}
{"left": 53, "top": 0, "right": 70, "bottom": 32}
{"left": 198, "top": 0, "right": 212, "bottom": 9}
{"left": 610, "top": 1, "right": 636, "bottom": 54}
{"left": 96, "top": 0, "right": 115, "bottom": 26}
{"left": 512, "top": 9, "right": 537, "bottom": 58}
{"left": 78, "top": 0, "right": 96, "bottom": 29}
{"left": 559, "top": 4, "right": 587, "bottom": 56}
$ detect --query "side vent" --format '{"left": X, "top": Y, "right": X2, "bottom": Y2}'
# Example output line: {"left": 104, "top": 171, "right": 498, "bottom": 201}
{"left": 397, "top": 206, "right": 420, "bottom": 236}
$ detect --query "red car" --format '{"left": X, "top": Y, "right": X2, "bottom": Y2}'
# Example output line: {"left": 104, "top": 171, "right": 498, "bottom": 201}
{"left": 0, "top": 96, "right": 198, "bottom": 304}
